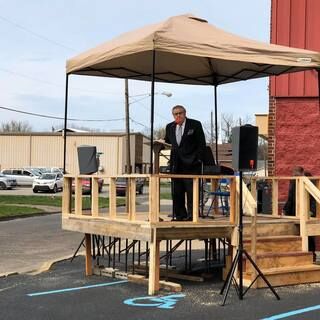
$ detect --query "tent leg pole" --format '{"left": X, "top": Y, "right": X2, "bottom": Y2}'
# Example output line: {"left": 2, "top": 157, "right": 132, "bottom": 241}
{"left": 149, "top": 50, "right": 156, "bottom": 174}
{"left": 214, "top": 85, "right": 218, "bottom": 163}
{"left": 63, "top": 74, "right": 69, "bottom": 173}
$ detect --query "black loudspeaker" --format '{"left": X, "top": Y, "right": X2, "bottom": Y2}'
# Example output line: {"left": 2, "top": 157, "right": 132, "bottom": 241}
{"left": 77, "top": 145, "right": 98, "bottom": 174}
{"left": 232, "top": 125, "right": 258, "bottom": 171}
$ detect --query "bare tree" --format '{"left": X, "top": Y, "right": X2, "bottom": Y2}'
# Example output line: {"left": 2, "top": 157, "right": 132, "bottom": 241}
{"left": 153, "top": 126, "right": 166, "bottom": 139}
{"left": 221, "top": 113, "right": 253, "bottom": 143}
{"left": 0, "top": 120, "right": 32, "bottom": 132}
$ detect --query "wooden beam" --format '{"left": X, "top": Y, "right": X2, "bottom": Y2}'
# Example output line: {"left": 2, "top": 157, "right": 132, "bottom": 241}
{"left": 62, "top": 177, "right": 72, "bottom": 215}
{"left": 109, "top": 178, "right": 116, "bottom": 219}
{"left": 192, "top": 178, "right": 199, "bottom": 223}
{"left": 299, "top": 179, "right": 308, "bottom": 251}
{"left": 229, "top": 178, "right": 236, "bottom": 224}
{"left": 75, "top": 177, "right": 82, "bottom": 215}
{"left": 85, "top": 233, "right": 92, "bottom": 276}
{"left": 272, "top": 179, "right": 279, "bottom": 216}
{"left": 91, "top": 177, "right": 99, "bottom": 217}
{"left": 129, "top": 178, "right": 136, "bottom": 221}
{"left": 148, "top": 229, "right": 160, "bottom": 295}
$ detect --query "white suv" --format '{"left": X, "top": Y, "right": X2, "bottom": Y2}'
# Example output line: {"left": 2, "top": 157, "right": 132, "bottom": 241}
{"left": 1, "top": 168, "right": 40, "bottom": 186}
{"left": 0, "top": 173, "right": 17, "bottom": 190}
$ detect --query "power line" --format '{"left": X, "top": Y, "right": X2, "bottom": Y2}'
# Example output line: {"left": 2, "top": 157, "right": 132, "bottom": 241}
{"left": 0, "top": 14, "right": 76, "bottom": 52}
{"left": 0, "top": 106, "right": 124, "bottom": 122}
{"left": 0, "top": 67, "right": 120, "bottom": 96}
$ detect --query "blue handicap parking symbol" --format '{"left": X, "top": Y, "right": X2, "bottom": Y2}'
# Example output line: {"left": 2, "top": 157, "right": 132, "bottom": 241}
{"left": 124, "top": 293, "right": 186, "bottom": 309}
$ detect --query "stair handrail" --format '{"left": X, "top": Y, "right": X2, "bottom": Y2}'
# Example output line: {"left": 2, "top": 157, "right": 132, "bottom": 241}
{"left": 299, "top": 176, "right": 320, "bottom": 251}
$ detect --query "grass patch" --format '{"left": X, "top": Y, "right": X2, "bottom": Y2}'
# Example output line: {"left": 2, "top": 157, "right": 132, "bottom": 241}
{"left": 0, "top": 205, "right": 43, "bottom": 218}
{"left": 160, "top": 192, "right": 172, "bottom": 200}
{"left": 0, "top": 195, "right": 126, "bottom": 209}
{"left": 0, "top": 195, "right": 62, "bottom": 206}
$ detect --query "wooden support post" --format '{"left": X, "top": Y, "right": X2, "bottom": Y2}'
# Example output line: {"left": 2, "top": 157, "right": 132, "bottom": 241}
{"left": 192, "top": 177, "right": 199, "bottom": 223}
{"left": 129, "top": 178, "right": 136, "bottom": 221}
{"left": 62, "top": 177, "right": 72, "bottom": 215}
{"left": 91, "top": 177, "right": 99, "bottom": 217}
{"left": 212, "top": 179, "right": 219, "bottom": 216}
{"left": 109, "top": 178, "right": 116, "bottom": 219}
{"left": 316, "top": 179, "right": 320, "bottom": 219}
{"left": 299, "top": 178, "right": 308, "bottom": 251}
{"left": 149, "top": 176, "right": 159, "bottom": 222}
{"left": 85, "top": 233, "right": 92, "bottom": 276}
{"left": 295, "top": 178, "right": 300, "bottom": 218}
{"left": 75, "top": 177, "right": 82, "bottom": 215}
{"left": 272, "top": 179, "right": 279, "bottom": 216}
{"left": 250, "top": 210, "right": 258, "bottom": 288}
{"left": 148, "top": 229, "right": 160, "bottom": 295}
{"left": 251, "top": 179, "right": 257, "bottom": 203}
{"left": 229, "top": 178, "right": 236, "bottom": 224}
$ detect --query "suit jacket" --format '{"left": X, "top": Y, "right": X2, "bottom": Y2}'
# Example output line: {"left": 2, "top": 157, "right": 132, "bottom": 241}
{"left": 164, "top": 118, "right": 206, "bottom": 174}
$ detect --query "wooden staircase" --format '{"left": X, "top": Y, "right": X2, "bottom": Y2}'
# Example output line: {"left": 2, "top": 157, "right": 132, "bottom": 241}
{"left": 225, "top": 219, "right": 320, "bottom": 288}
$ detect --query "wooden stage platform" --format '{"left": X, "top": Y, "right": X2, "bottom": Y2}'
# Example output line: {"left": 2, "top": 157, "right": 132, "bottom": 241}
{"left": 62, "top": 174, "right": 320, "bottom": 294}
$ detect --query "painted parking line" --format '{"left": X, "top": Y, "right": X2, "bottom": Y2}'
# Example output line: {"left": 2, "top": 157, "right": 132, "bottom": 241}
{"left": 27, "top": 280, "right": 128, "bottom": 297}
{"left": 262, "top": 304, "right": 320, "bottom": 320}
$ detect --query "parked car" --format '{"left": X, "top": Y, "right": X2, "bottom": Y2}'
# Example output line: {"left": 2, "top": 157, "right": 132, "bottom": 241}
{"left": 116, "top": 177, "right": 145, "bottom": 196}
{"left": 32, "top": 173, "right": 64, "bottom": 193}
{"left": 72, "top": 178, "right": 104, "bottom": 194}
{"left": 1, "top": 168, "right": 41, "bottom": 186}
{"left": 0, "top": 173, "right": 17, "bottom": 190}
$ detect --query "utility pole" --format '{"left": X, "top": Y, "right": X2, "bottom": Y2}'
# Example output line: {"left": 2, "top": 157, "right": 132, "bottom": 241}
{"left": 125, "top": 79, "right": 131, "bottom": 174}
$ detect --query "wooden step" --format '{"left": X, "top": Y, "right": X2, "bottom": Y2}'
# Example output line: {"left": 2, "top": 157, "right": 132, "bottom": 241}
{"left": 243, "top": 251, "right": 313, "bottom": 271}
{"left": 243, "top": 236, "right": 302, "bottom": 254}
{"left": 244, "top": 264, "right": 320, "bottom": 288}
{"left": 243, "top": 221, "right": 299, "bottom": 237}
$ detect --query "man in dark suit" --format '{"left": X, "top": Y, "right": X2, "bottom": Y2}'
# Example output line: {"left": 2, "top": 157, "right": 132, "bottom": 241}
{"left": 164, "top": 105, "right": 206, "bottom": 221}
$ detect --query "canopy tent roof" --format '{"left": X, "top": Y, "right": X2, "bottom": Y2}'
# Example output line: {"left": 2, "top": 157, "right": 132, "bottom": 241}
{"left": 66, "top": 14, "right": 320, "bottom": 85}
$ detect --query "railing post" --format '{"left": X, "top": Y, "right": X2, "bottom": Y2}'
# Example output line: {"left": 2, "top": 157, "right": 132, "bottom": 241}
{"left": 62, "top": 177, "right": 72, "bottom": 215}
{"left": 109, "top": 177, "right": 116, "bottom": 219}
{"left": 316, "top": 178, "right": 320, "bottom": 219}
{"left": 272, "top": 179, "right": 279, "bottom": 216}
{"left": 229, "top": 177, "right": 237, "bottom": 225}
{"left": 250, "top": 208, "right": 258, "bottom": 288}
{"left": 75, "top": 177, "right": 82, "bottom": 215}
{"left": 192, "top": 177, "right": 199, "bottom": 223}
{"left": 295, "top": 177, "right": 300, "bottom": 218}
{"left": 129, "top": 178, "right": 136, "bottom": 221}
{"left": 299, "top": 177, "right": 308, "bottom": 251}
{"left": 149, "top": 176, "right": 159, "bottom": 222}
{"left": 251, "top": 178, "right": 257, "bottom": 203}
{"left": 91, "top": 177, "right": 99, "bottom": 217}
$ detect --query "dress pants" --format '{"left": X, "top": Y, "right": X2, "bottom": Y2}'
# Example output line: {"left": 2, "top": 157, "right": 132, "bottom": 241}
{"left": 172, "top": 178, "right": 193, "bottom": 220}
{"left": 172, "top": 164, "right": 201, "bottom": 221}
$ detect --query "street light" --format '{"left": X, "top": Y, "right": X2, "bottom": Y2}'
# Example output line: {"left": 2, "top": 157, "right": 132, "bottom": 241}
{"left": 124, "top": 79, "right": 172, "bottom": 174}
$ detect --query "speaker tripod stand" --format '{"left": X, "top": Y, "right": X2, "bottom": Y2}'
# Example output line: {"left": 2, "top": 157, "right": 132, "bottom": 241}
{"left": 220, "top": 171, "right": 280, "bottom": 305}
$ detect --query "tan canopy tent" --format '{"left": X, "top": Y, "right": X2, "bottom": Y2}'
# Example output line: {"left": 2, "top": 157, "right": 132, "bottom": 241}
{"left": 64, "top": 14, "right": 320, "bottom": 170}
{"left": 67, "top": 14, "right": 320, "bottom": 85}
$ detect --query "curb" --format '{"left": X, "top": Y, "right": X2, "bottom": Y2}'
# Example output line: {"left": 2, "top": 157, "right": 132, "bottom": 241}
{"left": 0, "top": 252, "right": 85, "bottom": 278}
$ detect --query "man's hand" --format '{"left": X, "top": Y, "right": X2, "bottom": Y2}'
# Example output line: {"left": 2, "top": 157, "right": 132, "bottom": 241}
{"left": 154, "top": 139, "right": 165, "bottom": 144}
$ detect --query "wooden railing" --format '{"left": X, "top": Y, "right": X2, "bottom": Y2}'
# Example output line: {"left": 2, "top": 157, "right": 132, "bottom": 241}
{"left": 298, "top": 177, "right": 320, "bottom": 251}
{"left": 62, "top": 174, "right": 238, "bottom": 225}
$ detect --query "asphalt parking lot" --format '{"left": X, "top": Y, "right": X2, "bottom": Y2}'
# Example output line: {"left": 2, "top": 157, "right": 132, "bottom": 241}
{"left": 1, "top": 256, "right": 320, "bottom": 320}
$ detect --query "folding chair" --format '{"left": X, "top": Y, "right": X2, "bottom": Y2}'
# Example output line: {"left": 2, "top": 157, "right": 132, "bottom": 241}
{"left": 206, "top": 178, "right": 230, "bottom": 217}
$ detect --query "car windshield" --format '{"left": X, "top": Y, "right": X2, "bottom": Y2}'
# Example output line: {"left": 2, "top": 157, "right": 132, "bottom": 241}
{"left": 40, "top": 173, "right": 56, "bottom": 180}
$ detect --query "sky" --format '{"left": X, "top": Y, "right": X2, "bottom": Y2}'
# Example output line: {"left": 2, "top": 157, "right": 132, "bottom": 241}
{"left": 0, "top": 0, "right": 271, "bottom": 134}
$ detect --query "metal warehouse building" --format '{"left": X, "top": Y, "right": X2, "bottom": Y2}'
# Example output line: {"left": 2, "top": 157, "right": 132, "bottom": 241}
{"left": 0, "top": 132, "right": 151, "bottom": 175}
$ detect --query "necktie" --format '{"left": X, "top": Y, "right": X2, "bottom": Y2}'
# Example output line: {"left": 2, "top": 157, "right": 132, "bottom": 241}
{"left": 176, "top": 125, "right": 182, "bottom": 146}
